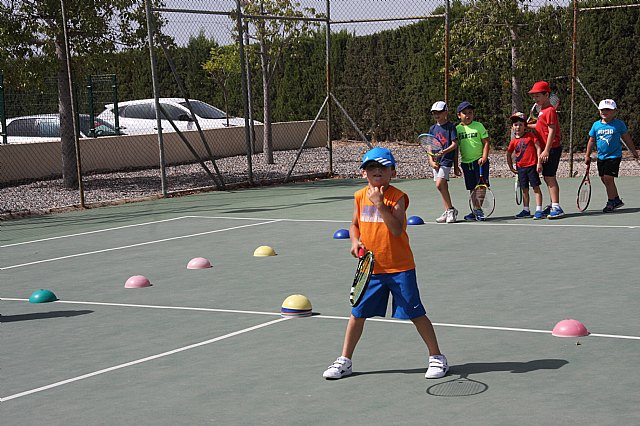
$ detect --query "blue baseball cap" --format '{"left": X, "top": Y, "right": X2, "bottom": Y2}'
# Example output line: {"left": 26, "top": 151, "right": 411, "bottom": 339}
{"left": 360, "top": 147, "right": 396, "bottom": 168}
{"left": 457, "top": 101, "right": 474, "bottom": 114}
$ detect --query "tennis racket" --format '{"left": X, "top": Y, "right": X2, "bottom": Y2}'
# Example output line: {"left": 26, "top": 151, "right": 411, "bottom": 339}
{"left": 418, "top": 133, "right": 445, "bottom": 165}
{"left": 349, "top": 247, "right": 374, "bottom": 307}
{"left": 528, "top": 92, "right": 561, "bottom": 123}
{"left": 576, "top": 162, "right": 591, "bottom": 213}
{"left": 468, "top": 166, "right": 495, "bottom": 219}
{"left": 514, "top": 172, "right": 523, "bottom": 206}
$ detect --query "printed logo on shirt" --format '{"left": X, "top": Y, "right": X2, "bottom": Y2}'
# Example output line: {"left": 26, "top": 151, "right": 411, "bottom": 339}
{"left": 360, "top": 204, "right": 384, "bottom": 223}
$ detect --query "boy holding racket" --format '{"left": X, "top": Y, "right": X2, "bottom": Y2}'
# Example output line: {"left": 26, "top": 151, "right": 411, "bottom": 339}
{"left": 429, "top": 101, "right": 461, "bottom": 223}
{"left": 585, "top": 99, "right": 639, "bottom": 212}
{"left": 528, "top": 81, "right": 564, "bottom": 219}
{"left": 323, "top": 147, "right": 448, "bottom": 380}
{"left": 455, "top": 101, "right": 491, "bottom": 221}
{"left": 506, "top": 112, "right": 544, "bottom": 218}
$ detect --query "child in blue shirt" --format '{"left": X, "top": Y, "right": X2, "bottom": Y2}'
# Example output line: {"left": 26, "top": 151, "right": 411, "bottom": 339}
{"left": 585, "top": 99, "right": 639, "bottom": 212}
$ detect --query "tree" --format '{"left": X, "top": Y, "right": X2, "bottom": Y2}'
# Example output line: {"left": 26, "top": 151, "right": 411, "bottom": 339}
{"left": 203, "top": 45, "right": 241, "bottom": 127}
{"left": 0, "top": 0, "right": 164, "bottom": 188}
{"left": 239, "top": 0, "right": 322, "bottom": 164}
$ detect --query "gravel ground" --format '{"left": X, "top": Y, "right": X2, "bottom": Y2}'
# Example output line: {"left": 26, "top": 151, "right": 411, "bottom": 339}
{"left": 2, "top": 140, "right": 639, "bottom": 218}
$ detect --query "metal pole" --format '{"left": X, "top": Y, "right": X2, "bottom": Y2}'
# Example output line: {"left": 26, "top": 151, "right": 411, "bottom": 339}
{"left": 568, "top": 0, "right": 578, "bottom": 177}
{"left": 444, "top": 0, "right": 450, "bottom": 105}
{"left": 0, "top": 73, "right": 6, "bottom": 145}
{"left": 144, "top": 0, "right": 168, "bottom": 196}
{"left": 60, "top": 0, "right": 85, "bottom": 207}
{"left": 326, "top": 0, "right": 333, "bottom": 175}
{"left": 237, "top": 0, "right": 253, "bottom": 184}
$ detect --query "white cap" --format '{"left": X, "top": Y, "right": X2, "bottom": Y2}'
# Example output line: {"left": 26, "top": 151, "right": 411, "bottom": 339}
{"left": 598, "top": 99, "right": 617, "bottom": 110}
{"left": 431, "top": 101, "right": 448, "bottom": 112}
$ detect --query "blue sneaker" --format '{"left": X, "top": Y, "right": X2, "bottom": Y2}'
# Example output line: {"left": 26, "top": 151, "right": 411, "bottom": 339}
{"left": 464, "top": 212, "right": 476, "bottom": 221}
{"left": 533, "top": 210, "right": 544, "bottom": 220}
{"left": 474, "top": 209, "right": 485, "bottom": 221}
{"left": 603, "top": 201, "right": 615, "bottom": 213}
{"left": 547, "top": 206, "right": 565, "bottom": 219}
{"left": 542, "top": 205, "right": 551, "bottom": 216}
{"left": 613, "top": 198, "right": 624, "bottom": 210}
{"left": 515, "top": 209, "right": 532, "bottom": 219}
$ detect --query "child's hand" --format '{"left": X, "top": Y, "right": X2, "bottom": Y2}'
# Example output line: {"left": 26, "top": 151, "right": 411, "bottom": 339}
{"left": 367, "top": 186, "right": 384, "bottom": 208}
{"left": 536, "top": 163, "right": 543, "bottom": 173}
{"left": 584, "top": 156, "right": 592, "bottom": 165}
{"left": 454, "top": 166, "right": 461, "bottom": 177}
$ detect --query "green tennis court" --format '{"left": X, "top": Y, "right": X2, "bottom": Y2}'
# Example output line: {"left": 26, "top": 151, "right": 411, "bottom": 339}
{"left": 2, "top": 176, "right": 639, "bottom": 425}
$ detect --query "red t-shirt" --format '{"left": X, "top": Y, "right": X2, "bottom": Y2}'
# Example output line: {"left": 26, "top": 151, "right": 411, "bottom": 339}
{"left": 507, "top": 132, "right": 539, "bottom": 168}
{"left": 535, "top": 105, "right": 561, "bottom": 148}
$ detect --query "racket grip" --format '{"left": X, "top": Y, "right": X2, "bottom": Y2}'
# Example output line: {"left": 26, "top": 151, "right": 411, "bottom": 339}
{"left": 357, "top": 247, "right": 365, "bottom": 258}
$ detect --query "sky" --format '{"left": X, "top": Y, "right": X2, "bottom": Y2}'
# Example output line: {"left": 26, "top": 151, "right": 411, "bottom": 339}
{"left": 158, "top": 0, "right": 573, "bottom": 46}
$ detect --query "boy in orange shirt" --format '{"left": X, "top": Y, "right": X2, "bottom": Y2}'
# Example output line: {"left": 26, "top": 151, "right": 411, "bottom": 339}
{"left": 323, "top": 147, "right": 448, "bottom": 380}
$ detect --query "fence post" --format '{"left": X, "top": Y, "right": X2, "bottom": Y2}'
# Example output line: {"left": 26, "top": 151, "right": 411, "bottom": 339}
{"left": 111, "top": 74, "right": 120, "bottom": 133}
{"left": 87, "top": 75, "right": 95, "bottom": 137}
{"left": 0, "top": 73, "right": 6, "bottom": 145}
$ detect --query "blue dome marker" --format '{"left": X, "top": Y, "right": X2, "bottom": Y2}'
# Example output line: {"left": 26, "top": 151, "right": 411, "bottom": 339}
{"left": 333, "top": 229, "right": 350, "bottom": 239}
{"left": 29, "top": 289, "right": 58, "bottom": 303}
{"left": 407, "top": 216, "right": 424, "bottom": 225}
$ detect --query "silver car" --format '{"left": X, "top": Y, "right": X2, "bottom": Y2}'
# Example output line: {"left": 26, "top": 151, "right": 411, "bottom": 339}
{"left": 1, "top": 114, "right": 121, "bottom": 144}
{"left": 97, "top": 98, "right": 252, "bottom": 135}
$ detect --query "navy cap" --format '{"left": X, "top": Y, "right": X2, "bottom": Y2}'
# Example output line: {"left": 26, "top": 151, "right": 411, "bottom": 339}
{"left": 457, "top": 101, "right": 474, "bottom": 114}
{"left": 360, "top": 147, "right": 396, "bottom": 168}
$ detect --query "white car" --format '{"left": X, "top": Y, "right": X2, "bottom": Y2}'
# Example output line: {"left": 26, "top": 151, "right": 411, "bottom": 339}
{"left": 97, "top": 98, "right": 253, "bottom": 135}
{"left": 1, "top": 114, "right": 120, "bottom": 144}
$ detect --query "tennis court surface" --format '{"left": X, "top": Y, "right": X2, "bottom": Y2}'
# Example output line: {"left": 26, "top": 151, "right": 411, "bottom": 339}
{"left": 2, "top": 177, "right": 639, "bottom": 425}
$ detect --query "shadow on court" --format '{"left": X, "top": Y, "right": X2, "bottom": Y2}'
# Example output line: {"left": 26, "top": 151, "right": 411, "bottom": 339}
{"left": 0, "top": 310, "right": 93, "bottom": 323}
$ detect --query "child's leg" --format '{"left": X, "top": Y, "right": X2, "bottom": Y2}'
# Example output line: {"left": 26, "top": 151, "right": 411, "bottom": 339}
{"left": 533, "top": 185, "right": 543, "bottom": 207}
{"left": 544, "top": 175, "right": 560, "bottom": 204}
{"left": 435, "top": 178, "right": 453, "bottom": 210}
{"left": 411, "top": 315, "right": 442, "bottom": 356}
{"left": 341, "top": 315, "right": 366, "bottom": 359}
{"left": 522, "top": 187, "right": 530, "bottom": 209}
{"left": 601, "top": 175, "right": 619, "bottom": 200}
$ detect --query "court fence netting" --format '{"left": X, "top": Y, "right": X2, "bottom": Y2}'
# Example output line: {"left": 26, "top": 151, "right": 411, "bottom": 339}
{"left": 1, "top": 0, "right": 639, "bottom": 217}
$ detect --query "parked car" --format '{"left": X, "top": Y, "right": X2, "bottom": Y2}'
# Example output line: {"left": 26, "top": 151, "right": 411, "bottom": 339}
{"left": 1, "top": 114, "right": 120, "bottom": 144}
{"left": 97, "top": 98, "right": 255, "bottom": 135}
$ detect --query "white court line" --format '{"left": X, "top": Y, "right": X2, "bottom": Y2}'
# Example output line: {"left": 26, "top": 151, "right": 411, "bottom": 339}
{"left": 0, "top": 219, "right": 281, "bottom": 271}
{"left": 0, "top": 216, "right": 191, "bottom": 248}
{"left": 2, "top": 298, "right": 638, "bottom": 341}
{"left": 184, "top": 215, "right": 639, "bottom": 229}
{"left": 0, "top": 317, "right": 289, "bottom": 403}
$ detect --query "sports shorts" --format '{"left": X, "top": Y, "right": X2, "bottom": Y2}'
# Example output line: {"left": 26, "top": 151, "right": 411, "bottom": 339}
{"left": 517, "top": 165, "right": 541, "bottom": 189}
{"left": 461, "top": 160, "right": 490, "bottom": 191}
{"left": 433, "top": 165, "right": 452, "bottom": 181}
{"left": 542, "top": 146, "right": 562, "bottom": 177}
{"left": 597, "top": 157, "right": 622, "bottom": 177}
{"left": 351, "top": 269, "right": 426, "bottom": 320}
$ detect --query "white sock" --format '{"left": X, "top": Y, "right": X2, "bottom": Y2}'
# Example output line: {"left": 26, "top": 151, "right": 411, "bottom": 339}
{"left": 552, "top": 203, "right": 560, "bottom": 209}
{"left": 536, "top": 206, "right": 543, "bottom": 212}
{"left": 523, "top": 207, "right": 530, "bottom": 212}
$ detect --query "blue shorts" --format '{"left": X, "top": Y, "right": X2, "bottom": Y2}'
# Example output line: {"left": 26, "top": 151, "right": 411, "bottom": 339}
{"left": 517, "top": 165, "right": 541, "bottom": 189}
{"left": 461, "top": 160, "right": 490, "bottom": 190}
{"left": 351, "top": 269, "right": 427, "bottom": 320}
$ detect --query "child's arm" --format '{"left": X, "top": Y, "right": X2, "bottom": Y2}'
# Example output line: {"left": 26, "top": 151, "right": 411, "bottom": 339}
{"left": 367, "top": 187, "right": 405, "bottom": 237}
{"left": 540, "top": 124, "right": 557, "bottom": 162}
{"left": 506, "top": 148, "right": 516, "bottom": 174}
{"left": 621, "top": 132, "right": 640, "bottom": 159}
{"left": 349, "top": 199, "right": 362, "bottom": 257}
{"left": 478, "top": 137, "right": 490, "bottom": 165}
{"left": 585, "top": 136, "right": 596, "bottom": 164}
{"left": 534, "top": 139, "right": 543, "bottom": 173}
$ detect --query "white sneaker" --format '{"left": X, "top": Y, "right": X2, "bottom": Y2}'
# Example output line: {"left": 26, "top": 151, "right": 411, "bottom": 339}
{"left": 435, "top": 211, "right": 447, "bottom": 223}
{"left": 446, "top": 208, "right": 458, "bottom": 223}
{"left": 425, "top": 355, "right": 449, "bottom": 379}
{"left": 323, "top": 356, "right": 352, "bottom": 379}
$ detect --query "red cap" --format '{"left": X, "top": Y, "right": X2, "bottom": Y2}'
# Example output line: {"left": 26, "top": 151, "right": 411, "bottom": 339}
{"left": 528, "top": 81, "right": 551, "bottom": 94}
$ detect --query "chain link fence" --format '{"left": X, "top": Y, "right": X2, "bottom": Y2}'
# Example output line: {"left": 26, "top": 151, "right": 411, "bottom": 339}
{"left": 1, "top": 0, "right": 640, "bottom": 216}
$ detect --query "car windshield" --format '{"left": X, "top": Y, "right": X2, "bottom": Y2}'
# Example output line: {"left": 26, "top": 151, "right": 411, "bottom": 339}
{"left": 78, "top": 115, "right": 120, "bottom": 137}
{"left": 178, "top": 100, "right": 227, "bottom": 119}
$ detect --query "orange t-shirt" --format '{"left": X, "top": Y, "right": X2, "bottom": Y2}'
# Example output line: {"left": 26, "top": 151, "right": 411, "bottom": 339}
{"left": 354, "top": 185, "right": 415, "bottom": 274}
